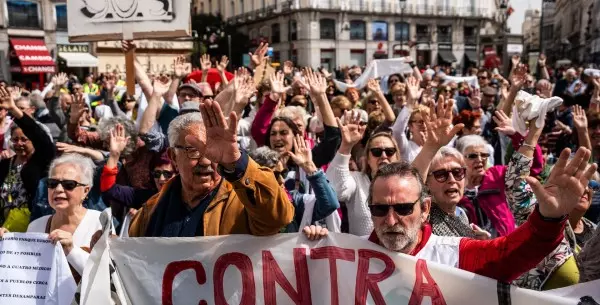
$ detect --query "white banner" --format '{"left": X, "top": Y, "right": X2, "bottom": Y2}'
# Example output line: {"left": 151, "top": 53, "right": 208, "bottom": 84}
{"left": 0, "top": 233, "right": 76, "bottom": 305}
{"left": 333, "top": 58, "right": 414, "bottom": 92}
{"left": 82, "top": 230, "right": 600, "bottom": 305}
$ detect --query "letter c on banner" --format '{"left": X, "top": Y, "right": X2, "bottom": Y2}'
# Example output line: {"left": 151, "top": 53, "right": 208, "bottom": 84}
{"left": 162, "top": 260, "right": 207, "bottom": 305}
{"left": 213, "top": 252, "right": 256, "bottom": 305}
{"left": 354, "top": 249, "right": 395, "bottom": 305}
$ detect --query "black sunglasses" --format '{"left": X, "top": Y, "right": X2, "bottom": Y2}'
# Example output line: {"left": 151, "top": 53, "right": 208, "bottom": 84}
{"left": 369, "top": 199, "right": 420, "bottom": 217}
{"left": 369, "top": 147, "right": 397, "bottom": 158}
{"left": 429, "top": 168, "right": 466, "bottom": 183}
{"left": 273, "top": 169, "right": 289, "bottom": 180}
{"left": 47, "top": 179, "right": 87, "bottom": 191}
{"left": 466, "top": 152, "right": 490, "bottom": 160}
{"left": 152, "top": 170, "right": 174, "bottom": 179}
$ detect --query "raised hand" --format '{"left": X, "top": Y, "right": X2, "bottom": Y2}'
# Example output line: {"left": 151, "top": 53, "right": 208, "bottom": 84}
{"left": 406, "top": 76, "right": 421, "bottom": 105}
{"left": 54, "top": 72, "right": 69, "bottom": 88}
{"left": 187, "top": 99, "right": 240, "bottom": 165}
{"left": 173, "top": 55, "right": 188, "bottom": 79}
{"left": 366, "top": 79, "right": 382, "bottom": 95}
{"left": 105, "top": 74, "right": 116, "bottom": 95}
{"left": 282, "top": 134, "right": 317, "bottom": 173}
{"left": 216, "top": 55, "right": 229, "bottom": 72}
{"left": 69, "top": 94, "right": 87, "bottom": 124}
{"left": 108, "top": 124, "right": 130, "bottom": 157}
{"left": 200, "top": 54, "right": 211, "bottom": 72}
{"left": 121, "top": 40, "right": 135, "bottom": 53}
{"left": 510, "top": 64, "right": 528, "bottom": 89}
{"left": 421, "top": 86, "right": 435, "bottom": 107}
{"left": 283, "top": 60, "right": 294, "bottom": 75}
{"left": 511, "top": 54, "right": 521, "bottom": 68}
{"left": 493, "top": 110, "right": 516, "bottom": 136}
{"left": 422, "top": 96, "right": 464, "bottom": 149}
{"left": 538, "top": 81, "right": 553, "bottom": 98}
{"left": 249, "top": 42, "right": 269, "bottom": 67}
{"left": 0, "top": 86, "right": 16, "bottom": 110}
{"left": 9, "top": 86, "right": 22, "bottom": 101}
{"left": 152, "top": 75, "right": 171, "bottom": 97}
{"left": 526, "top": 148, "right": 598, "bottom": 218}
{"left": 56, "top": 142, "right": 83, "bottom": 154}
{"left": 572, "top": 105, "right": 588, "bottom": 131}
{"left": 269, "top": 71, "right": 290, "bottom": 100}
{"left": 468, "top": 87, "right": 482, "bottom": 110}
{"left": 538, "top": 54, "right": 546, "bottom": 67}
{"left": 233, "top": 73, "right": 255, "bottom": 109}
{"left": 304, "top": 68, "right": 327, "bottom": 96}
{"left": 337, "top": 110, "right": 367, "bottom": 149}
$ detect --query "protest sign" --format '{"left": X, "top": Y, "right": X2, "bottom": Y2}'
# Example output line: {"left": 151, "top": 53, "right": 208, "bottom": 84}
{"left": 333, "top": 58, "right": 413, "bottom": 92}
{"left": 82, "top": 230, "right": 600, "bottom": 305}
{"left": 0, "top": 233, "right": 76, "bottom": 305}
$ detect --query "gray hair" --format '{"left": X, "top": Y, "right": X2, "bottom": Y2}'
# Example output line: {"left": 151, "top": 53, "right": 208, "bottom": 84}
{"left": 276, "top": 106, "right": 308, "bottom": 125}
{"left": 368, "top": 161, "right": 428, "bottom": 209}
{"left": 15, "top": 96, "right": 31, "bottom": 108}
{"left": 430, "top": 146, "right": 466, "bottom": 169}
{"left": 29, "top": 93, "right": 45, "bottom": 109}
{"left": 455, "top": 135, "right": 488, "bottom": 155}
{"left": 98, "top": 116, "right": 138, "bottom": 156}
{"left": 167, "top": 112, "right": 203, "bottom": 147}
{"left": 49, "top": 153, "right": 96, "bottom": 187}
{"left": 248, "top": 147, "right": 280, "bottom": 169}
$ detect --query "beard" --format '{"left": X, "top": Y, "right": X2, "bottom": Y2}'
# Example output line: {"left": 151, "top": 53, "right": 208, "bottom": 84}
{"left": 375, "top": 219, "right": 422, "bottom": 254}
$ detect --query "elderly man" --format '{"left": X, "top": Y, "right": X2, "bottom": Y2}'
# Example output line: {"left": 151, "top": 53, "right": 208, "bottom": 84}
{"left": 129, "top": 100, "right": 294, "bottom": 237}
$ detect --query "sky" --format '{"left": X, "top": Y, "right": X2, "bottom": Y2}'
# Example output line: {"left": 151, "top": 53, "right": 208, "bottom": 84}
{"left": 507, "top": 0, "right": 542, "bottom": 34}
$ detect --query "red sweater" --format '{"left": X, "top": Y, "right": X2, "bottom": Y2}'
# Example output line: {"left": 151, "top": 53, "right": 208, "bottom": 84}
{"left": 368, "top": 208, "right": 565, "bottom": 283}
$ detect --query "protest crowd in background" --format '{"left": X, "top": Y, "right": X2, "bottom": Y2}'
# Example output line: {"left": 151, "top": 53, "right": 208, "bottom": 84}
{"left": 1, "top": 38, "right": 600, "bottom": 303}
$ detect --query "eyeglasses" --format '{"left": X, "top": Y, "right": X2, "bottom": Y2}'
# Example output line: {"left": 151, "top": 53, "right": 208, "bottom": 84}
{"left": 466, "top": 152, "right": 490, "bottom": 160}
{"left": 368, "top": 198, "right": 420, "bottom": 217}
{"left": 273, "top": 169, "right": 289, "bottom": 180}
{"left": 478, "top": 76, "right": 488, "bottom": 80}
{"left": 369, "top": 147, "right": 397, "bottom": 158}
{"left": 152, "top": 170, "right": 175, "bottom": 179}
{"left": 429, "top": 168, "right": 466, "bottom": 183}
{"left": 173, "top": 145, "right": 201, "bottom": 159}
{"left": 47, "top": 179, "right": 87, "bottom": 191}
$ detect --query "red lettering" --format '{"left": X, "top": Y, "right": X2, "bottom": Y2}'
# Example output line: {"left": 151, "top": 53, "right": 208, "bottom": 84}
{"left": 262, "top": 248, "right": 312, "bottom": 305}
{"left": 162, "top": 260, "right": 206, "bottom": 305}
{"left": 408, "top": 259, "right": 447, "bottom": 305}
{"left": 310, "top": 247, "right": 356, "bottom": 305}
{"left": 213, "top": 252, "right": 256, "bottom": 305}
{"left": 354, "top": 249, "right": 395, "bottom": 305}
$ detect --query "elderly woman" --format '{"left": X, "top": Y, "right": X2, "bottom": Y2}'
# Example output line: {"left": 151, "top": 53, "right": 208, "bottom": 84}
{"left": 0, "top": 153, "right": 102, "bottom": 280}
{"left": 326, "top": 110, "right": 401, "bottom": 236}
{"left": 0, "top": 88, "right": 55, "bottom": 232}
{"left": 249, "top": 143, "right": 340, "bottom": 232}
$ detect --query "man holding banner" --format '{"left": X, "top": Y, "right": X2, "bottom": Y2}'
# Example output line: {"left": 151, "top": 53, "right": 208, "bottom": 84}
{"left": 128, "top": 100, "right": 294, "bottom": 237}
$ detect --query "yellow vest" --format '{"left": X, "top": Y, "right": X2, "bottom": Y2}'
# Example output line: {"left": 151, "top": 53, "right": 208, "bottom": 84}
{"left": 83, "top": 83, "right": 100, "bottom": 95}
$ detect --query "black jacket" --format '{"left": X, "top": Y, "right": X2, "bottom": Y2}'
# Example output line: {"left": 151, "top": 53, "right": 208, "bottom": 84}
{"left": 0, "top": 114, "right": 56, "bottom": 210}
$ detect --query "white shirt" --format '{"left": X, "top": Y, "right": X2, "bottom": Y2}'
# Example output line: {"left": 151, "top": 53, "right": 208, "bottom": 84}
{"left": 27, "top": 209, "right": 103, "bottom": 275}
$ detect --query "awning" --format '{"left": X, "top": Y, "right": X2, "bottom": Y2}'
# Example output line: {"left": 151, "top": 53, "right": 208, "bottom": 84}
{"left": 10, "top": 38, "right": 55, "bottom": 74}
{"left": 464, "top": 50, "right": 478, "bottom": 63}
{"left": 438, "top": 50, "right": 457, "bottom": 63}
{"left": 58, "top": 52, "right": 98, "bottom": 67}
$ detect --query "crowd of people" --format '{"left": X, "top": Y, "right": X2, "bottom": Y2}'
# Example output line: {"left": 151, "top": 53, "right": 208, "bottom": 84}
{"left": 0, "top": 40, "right": 599, "bottom": 300}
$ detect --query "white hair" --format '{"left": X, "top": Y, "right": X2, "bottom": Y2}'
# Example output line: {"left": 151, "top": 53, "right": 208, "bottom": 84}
{"left": 275, "top": 106, "right": 308, "bottom": 125}
{"left": 49, "top": 153, "right": 96, "bottom": 186}
{"left": 168, "top": 112, "right": 203, "bottom": 147}
{"left": 455, "top": 135, "right": 489, "bottom": 155}
{"left": 430, "top": 146, "right": 466, "bottom": 169}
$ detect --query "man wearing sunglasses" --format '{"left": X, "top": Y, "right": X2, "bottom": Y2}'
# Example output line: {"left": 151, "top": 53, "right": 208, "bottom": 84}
{"left": 129, "top": 100, "right": 294, "bottom": 238}
{"left": 305, "top": 147, "right": 597, "bottom": 283}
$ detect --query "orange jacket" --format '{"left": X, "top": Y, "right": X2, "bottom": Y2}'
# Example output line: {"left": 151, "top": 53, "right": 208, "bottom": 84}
{"left": 129, "top": 158, "right": 294, "bottom": 237}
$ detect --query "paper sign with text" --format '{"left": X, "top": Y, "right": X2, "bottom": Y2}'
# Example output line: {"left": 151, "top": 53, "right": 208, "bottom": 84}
{"left": 0, "top": 233, "right": 76, "bottom": 305}
{"left": 83, "top": 233, "right": 600, "bottom": 305}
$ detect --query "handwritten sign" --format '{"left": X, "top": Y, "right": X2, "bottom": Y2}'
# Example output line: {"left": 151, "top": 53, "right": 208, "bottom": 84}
{"left": 0, "top": 233, "right": 76, "bottom": 305}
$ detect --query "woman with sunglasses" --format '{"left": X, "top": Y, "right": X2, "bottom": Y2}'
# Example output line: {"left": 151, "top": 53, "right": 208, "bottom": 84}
{"left": 0, "top": 87, "right": 55, "bottom": 232}
{"left": 1, "top": 154, "right": 103, "bottom": 281}
{"left": 326, "top": 110, "right": 401, "bottom": 236}
{"left": 100, "top": 125, "right": 174, "bottom": 222}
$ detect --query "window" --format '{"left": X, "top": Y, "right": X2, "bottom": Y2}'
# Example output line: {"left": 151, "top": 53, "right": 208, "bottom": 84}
{"left": 350, "top": 50, "right": 366, "bottom": 66}
{"left": 372, "top": 21, "right": 388, "bottom": 40}
{"left": 288, "top": 20, "right": 297, "bottom": 41}
{"left": 350, "top": 20, "right": 366, "bottom": 40}
{"left": 271, "top": 23, "right": 280, "bottom": 43}
{"left": 55, "top": 4, "right": 67, "bottom": 31}
{"left": 437, "top": 25, "right": 452, "bottom": 43}
{"left": 464, "top": 26, "right": 476, "bottom": 44}
{"left": 320, "top": 19, "right": 336, "bottom": 39}
{"left": 416, "top": 24, "right": 429, "bottom": 42}
{"left": 395, "top": 22, "right": 409, "bottom": 41}
{"left": 7, "top": 0, "right": 41, "bottom": 29}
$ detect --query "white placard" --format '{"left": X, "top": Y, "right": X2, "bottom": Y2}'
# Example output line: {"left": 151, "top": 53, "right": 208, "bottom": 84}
{"left": 68, "top": 0, "right": 191, "bottom": 42}
{"left": 0, "top": 233, "right": 76, "bottom": 305}
{"left": 507, "top": 44, "right": 524, "bottom": 54}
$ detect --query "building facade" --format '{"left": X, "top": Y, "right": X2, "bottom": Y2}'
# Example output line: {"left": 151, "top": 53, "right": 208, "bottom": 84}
{"left": 198, "top": 0, "right": 499, "bottom": 70}
{"left": 551, "top": 0, "right": 597, "bottom": 64}
{"left": 522, "top": 9, "right": 540, "bottom": 54}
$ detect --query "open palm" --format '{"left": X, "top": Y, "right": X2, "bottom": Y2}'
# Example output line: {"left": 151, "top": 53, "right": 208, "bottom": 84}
{"left": 337, "top": 111, "right": 366, "bottom": 147}
{"left": 526, "top": 148, "right": 597, "bottom": 218}
{"left": 189, "top": 100, "right": 240, "bottom": 165}
{"left": 423, "top": 97, "right": 463, "bottom": 148}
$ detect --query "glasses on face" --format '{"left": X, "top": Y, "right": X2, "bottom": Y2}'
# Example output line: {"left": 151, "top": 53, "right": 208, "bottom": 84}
{"left": 369, "top": 147, "right": 397, "bottom": 158}
{"left": 273, "top": 169, "right": 289, "bottom": 181}
{"left": 47, "top": 179, "right": 87, "bottom": 191}
{"left": 478, "top": 75, "right": 488, "bottom": 80}
{"left": 173, "top": 145, "right": 201, "bottom": 159}
{"left": 152, "top": 170, "right": 175, "bottom": 179}
{"left": 368, "top": 198, "right": 420, "bottom": 217}
{"left": 466, "top": 152, "right": 490, "bottom": 160}
{"left": 368, "top": 100, "right": 378, "bottom": 105}
{"left": 429, "top": 167, "right": 466, "bottom": 183}
{"left": 10, "top": 137, "right": 29, "bottom": 144}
